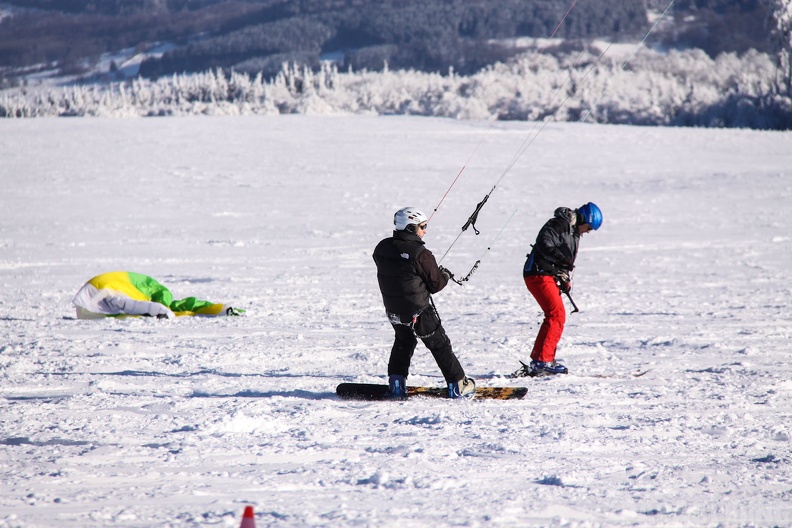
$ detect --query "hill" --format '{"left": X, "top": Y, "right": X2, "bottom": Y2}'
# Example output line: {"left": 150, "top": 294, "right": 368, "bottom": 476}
{"left": 0, "top": 0, "right": 778, "bottom": 87}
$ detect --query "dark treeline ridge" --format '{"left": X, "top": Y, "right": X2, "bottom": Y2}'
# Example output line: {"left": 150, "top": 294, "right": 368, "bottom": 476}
{"left": 0, "top": 1, "right": 268, "bottom": 72}
{"left": 136, "top": 0, "right": 650, "bottom": 78}
{"left": 0, "top": 0, "right": 774, "bottom": 82}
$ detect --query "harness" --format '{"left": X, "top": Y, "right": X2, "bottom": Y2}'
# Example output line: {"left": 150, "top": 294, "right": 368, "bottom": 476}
{"left": 387, "top": 297, "right": 440, "bottom": 339}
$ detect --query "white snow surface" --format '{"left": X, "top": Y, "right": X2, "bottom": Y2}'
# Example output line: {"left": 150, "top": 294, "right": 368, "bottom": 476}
{"left": 1, "top": 115, "right": 791, "bottom": 527}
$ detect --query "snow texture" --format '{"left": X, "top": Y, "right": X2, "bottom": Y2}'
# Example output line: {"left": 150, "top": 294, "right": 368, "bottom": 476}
{"left": 1, "top": 115, "right": 791, "bottom": 527}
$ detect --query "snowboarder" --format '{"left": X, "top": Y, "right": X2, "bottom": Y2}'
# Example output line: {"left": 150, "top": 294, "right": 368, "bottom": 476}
{"left": 514, "top": 202, "right": 603, "bottom": 376}
{"left": 373, "top": 207, "right": 475, "bottom": 399}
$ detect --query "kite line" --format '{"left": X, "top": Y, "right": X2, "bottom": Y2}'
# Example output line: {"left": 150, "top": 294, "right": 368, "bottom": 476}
{"left": 435, "top": 0, "right": 678, "bottom": 277}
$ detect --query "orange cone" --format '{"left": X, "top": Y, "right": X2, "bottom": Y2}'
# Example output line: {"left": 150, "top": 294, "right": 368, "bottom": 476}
{"left": 240, "top": 506, "right": 256, "bottom": 528}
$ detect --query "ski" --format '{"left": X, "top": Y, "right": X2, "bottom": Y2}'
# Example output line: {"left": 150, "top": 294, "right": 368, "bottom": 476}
{"left": 584, "top": 369, "right": 651, "bottom": 379}
{"left": 508, "top": 363, "right": 650, "bottom": 379}
{"left": 336, "top": 382, "right": 527, "bottom": 401}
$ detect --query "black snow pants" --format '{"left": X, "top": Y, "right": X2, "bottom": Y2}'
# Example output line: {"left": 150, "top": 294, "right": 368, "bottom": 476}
{"left": 387, "top": 305, "right": 465, "bottom": 384}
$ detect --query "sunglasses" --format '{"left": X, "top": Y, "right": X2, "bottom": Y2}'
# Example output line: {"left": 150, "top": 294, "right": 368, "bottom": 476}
{"left": 417, "top": 224, "right": 428, "bottom": 230}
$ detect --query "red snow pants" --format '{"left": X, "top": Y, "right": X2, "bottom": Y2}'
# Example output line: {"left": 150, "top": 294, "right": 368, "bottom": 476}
{"left": 524, "top": 275, "right": 566, "bottom": 363}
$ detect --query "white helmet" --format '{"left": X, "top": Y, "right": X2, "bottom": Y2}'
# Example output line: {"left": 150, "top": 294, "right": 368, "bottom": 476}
{"left": 394, "top": 207, "right": 428, "bottom": 231}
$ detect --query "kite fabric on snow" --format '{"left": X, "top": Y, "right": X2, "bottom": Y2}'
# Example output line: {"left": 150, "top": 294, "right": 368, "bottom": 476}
{"left": 72, "top": 271, "right": 243, "bottom": 319}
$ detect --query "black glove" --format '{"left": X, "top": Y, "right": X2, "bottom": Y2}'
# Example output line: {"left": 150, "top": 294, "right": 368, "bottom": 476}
{"left": 556, "top": 271, "right": 572, "bottom": 293}
{"left": 439, "top": 265, "right": 454, "bottom": 281}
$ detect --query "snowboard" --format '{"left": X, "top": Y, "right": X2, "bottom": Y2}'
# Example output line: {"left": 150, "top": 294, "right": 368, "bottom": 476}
{"left": 336, "top": 382, "right": 528, "bottom": 401}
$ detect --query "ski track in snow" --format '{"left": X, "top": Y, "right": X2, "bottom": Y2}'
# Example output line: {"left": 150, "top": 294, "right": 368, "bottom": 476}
{"left": 1, "top": 115, "right": 791, "bottom": 527}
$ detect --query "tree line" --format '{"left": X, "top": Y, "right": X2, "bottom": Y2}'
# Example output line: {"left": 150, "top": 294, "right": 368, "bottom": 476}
{"left": 137, "top": 0, "right": 652, "bottom": 78}
{"left": 2, "top": 0, "right": 773, "bottom": 85}
{"left": 3, "top": 47, "right": 789, "bottom": 130}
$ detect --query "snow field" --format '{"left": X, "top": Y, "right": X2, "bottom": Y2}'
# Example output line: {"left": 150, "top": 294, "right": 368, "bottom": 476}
{"left": 1, "top": 115, "right": 791, "bottom": 527}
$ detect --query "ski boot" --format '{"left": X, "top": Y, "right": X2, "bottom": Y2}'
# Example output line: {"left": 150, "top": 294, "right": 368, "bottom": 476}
{"left": 530, "top": 360, "right": 568, "bottom": 376}
{"left": 448, "top": 377, "right": 476, "bottom": 399}
{"left": 510, "top": 360, "right": 568, "bottom": 377}
{"left": 388, "top": 374, "right": 408, "bottom": 400}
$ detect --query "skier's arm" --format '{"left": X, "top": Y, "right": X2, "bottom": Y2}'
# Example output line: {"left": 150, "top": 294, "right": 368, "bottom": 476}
{"left": 416, "top": 249, "right": 448, "bottom": 294}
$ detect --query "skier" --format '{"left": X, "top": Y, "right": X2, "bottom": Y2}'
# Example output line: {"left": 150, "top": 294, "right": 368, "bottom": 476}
{"left": 373, "top": 207, "right": 475, "bottom": 399}
{"left": 514, "top": 202, "right": 603, "bottom": 377}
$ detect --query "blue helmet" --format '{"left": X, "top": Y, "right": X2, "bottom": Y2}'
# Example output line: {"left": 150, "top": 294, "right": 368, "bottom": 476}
{"left": 578, "top": 202, "right": 603, "bottom": 230}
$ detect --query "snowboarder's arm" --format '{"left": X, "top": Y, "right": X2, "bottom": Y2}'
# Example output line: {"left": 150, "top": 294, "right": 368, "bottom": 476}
{"left": 416, "top": 249, "right": 448, "bottom": 293}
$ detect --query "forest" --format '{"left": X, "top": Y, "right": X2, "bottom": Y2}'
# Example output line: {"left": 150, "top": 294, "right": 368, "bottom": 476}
{"left": 0, "top": 0, "right": 776, "bottom": 83}
{"left": 3, "top": 46, "right": 790, "bottom": 129}
{"left": 1, "top": 0, "right": 790, "bottom": 129}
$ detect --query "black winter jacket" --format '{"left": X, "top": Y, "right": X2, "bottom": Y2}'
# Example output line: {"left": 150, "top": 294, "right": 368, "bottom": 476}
{"left": 373, "top": 230, "right": 448, "bottom": 315}
{"left": 523, "top": 207, "right": 580, "bottom": 278}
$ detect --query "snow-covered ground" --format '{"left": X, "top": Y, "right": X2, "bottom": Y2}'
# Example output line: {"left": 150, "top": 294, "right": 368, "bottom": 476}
{"left": 1, "top": 115, "right": 791, "bottom": 527}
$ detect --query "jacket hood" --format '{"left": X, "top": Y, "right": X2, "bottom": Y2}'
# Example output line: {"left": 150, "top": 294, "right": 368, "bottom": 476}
{"left": 554, "top": 207, "right": 577, "bottom": 231}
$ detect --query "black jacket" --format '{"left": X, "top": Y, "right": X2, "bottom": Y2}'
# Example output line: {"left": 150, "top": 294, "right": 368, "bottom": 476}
{"left": 373, "top": 230, "right": 448, "bottom": 315}
{"left": 523, "top": 207, "right": 580, "bottom": 277}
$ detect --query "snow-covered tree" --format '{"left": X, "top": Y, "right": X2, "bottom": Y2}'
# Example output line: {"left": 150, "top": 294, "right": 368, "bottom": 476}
{"left": 771, "top": 0, "right": 792, "bottom": 96}
{"left": 0, "top": 49, "right": 790, "bottom": 128}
